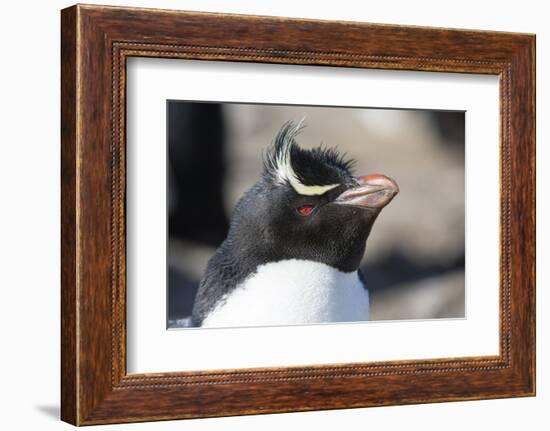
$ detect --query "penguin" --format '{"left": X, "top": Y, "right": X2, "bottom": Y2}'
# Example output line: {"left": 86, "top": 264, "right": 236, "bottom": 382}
{"left": 191, "top": 120, "right": 399, "bottom": 328}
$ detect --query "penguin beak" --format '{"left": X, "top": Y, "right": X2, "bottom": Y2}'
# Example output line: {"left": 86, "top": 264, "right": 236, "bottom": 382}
{"left": 334, "top": 174, "right": 399, "bottom": 209}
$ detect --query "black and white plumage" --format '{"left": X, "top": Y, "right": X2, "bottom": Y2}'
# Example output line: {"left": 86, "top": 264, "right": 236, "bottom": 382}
{"left": 191, "top": 120, "right": 399, "bottom": 327}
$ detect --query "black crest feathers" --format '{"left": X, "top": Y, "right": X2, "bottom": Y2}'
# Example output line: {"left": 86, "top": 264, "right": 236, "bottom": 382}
{"left": 263, "top": 120, "right": 355, "bottom": 194}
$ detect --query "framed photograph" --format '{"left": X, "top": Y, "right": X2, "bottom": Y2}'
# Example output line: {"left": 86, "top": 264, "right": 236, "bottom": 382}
{"left": 61, "top": 4, "right": 535, "bottom": 425}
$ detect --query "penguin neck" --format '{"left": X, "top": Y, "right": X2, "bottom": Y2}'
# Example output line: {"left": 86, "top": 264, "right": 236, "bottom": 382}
{"left": 224, "top": 225, "right": 370, "bottom": 276}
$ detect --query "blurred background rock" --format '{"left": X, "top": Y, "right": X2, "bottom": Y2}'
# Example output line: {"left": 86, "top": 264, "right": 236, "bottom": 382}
{"left": 167, "top": 101, "right": 465, "bottom": 328}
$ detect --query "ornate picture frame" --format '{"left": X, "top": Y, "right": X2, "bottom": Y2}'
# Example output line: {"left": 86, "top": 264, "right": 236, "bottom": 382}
{"left": 61, "top": 4, "right": 535, "bottom": 425}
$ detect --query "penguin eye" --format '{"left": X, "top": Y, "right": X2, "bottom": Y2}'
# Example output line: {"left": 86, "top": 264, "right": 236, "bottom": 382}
{"left": 297, "top": 204, "right": 315, "bottom": 216}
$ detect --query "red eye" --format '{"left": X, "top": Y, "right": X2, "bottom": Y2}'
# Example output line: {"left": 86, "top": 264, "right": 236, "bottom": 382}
{"left": 297, "top": 204, "right": 315, "bottom": 216}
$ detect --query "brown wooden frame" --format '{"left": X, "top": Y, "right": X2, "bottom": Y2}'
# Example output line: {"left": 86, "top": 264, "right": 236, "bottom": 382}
{"left": 61, "top": 4, "right": 535, "bottom": 426}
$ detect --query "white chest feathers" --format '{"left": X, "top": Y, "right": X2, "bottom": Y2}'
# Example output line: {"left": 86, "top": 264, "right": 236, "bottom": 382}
{"left": 201, "top": 259, "right": 369, "bottom": 328}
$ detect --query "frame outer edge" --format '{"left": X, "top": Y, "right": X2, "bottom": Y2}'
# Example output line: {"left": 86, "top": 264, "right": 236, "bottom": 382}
{"left": 522, "top": 34, "right": 536, "bottom": 394}
{"left": 506, "top": 35, "right": 536, "bottom": 395}
{"left": 526, "top": 35, "right": 536, "bottom": 395}
{"left": 61, "top": 4, "right": 79, "bottom": 426}
{"left": 531, "top": 35, "right": 536, "bottom": 396}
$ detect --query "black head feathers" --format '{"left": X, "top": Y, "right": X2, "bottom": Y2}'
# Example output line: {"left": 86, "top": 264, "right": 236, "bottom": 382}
{"left": 263, "top": 120, "right": 356, "bottom": 196}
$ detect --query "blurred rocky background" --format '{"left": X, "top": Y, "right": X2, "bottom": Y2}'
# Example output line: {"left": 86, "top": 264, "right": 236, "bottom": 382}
{"left": 167, "top": 101, "right": 465, "bottom": 328}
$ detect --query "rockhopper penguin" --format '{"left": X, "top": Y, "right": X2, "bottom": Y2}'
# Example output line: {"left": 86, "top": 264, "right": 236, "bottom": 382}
{"left": 192, "top": 120, "right": 399, "bottom": 327}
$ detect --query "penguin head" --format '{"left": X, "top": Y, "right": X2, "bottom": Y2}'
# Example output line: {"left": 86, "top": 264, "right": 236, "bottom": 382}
{"left": 228, "top": 120, "right": 399, "bottom": 273}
